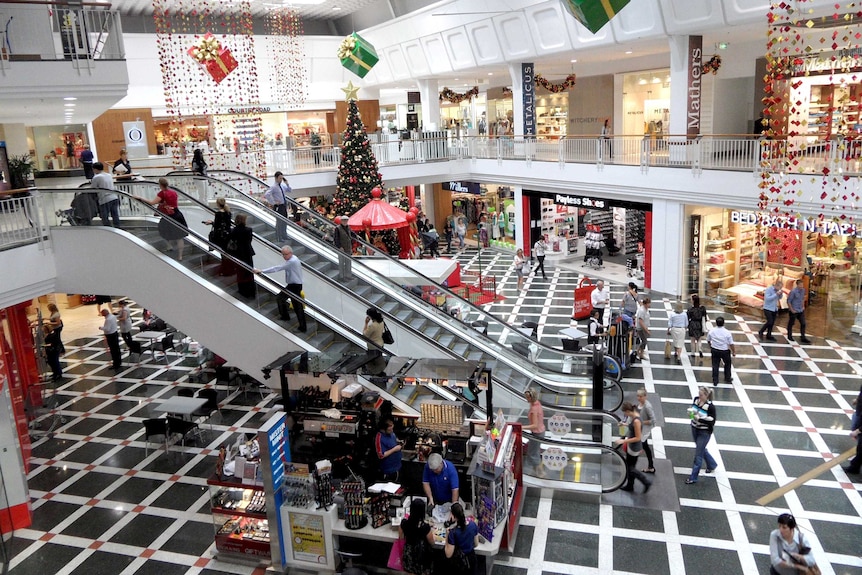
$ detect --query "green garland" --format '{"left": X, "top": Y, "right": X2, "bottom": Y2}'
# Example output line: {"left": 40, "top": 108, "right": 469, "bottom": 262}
{"left": 535, "top": 73, "right": 577, "bottom": 93}
{"left": 439, "top": 86, "right": 479, "bottom": 103}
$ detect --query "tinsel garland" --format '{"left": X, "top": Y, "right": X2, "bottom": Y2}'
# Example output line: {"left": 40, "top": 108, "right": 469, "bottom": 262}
{"left": 760, "top": 0, "right": 860, "bottom": 226}
{"left": 701, "top": 55, "right": 721, "bottom": 75}
{"left": 152, "top": 0, "right": 266, "bottom": 178}
{"left": 535, "top": 73, "right": 577, "bottom": 93}
{"left": 439, "top": 86, "right": 479, "bottom": 103}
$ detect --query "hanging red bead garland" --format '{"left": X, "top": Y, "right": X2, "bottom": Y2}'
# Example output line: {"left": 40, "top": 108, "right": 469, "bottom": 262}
{"left": 152, "top": 0, "right": 266, "bottom": 178}
{"left": 264, "top": 8, "right": 308, "bottom": 108}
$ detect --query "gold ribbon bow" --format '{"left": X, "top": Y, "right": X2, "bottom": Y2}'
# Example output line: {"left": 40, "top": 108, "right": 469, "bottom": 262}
{"left": 337, "top": 36, "right": 356, "bottom": 60}
{"left": 192, "top": 35, "right": 228, "bottom": 74}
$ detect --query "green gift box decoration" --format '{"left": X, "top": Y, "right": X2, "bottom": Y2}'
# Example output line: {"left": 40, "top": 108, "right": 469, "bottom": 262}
{"left": 337, "top": 32, "right": 379, "bottom": 78}
{"left": 562, "top": 0, "right": 630, "bottom": 34}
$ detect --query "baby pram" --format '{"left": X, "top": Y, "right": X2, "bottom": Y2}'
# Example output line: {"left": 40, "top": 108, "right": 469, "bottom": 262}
{"left": 421, "top": 231, "right": 440, "bottom": 257}
{"left": 58, "top": 192, "right": 98, "bottom": 225}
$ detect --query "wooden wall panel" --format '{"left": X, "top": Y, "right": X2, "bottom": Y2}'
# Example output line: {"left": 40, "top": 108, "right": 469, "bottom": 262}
{"left": 91, "top": 108, "right": 157, "bottom": 164}
{"left": 334, "top": 100, "right": 381, "bottom": 134}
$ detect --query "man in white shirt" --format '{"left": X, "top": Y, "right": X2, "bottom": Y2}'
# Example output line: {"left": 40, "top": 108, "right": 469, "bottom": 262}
{"left": 591, "top": 280, "right": 609, "bottom": 324}
{"left": 91, "top": 162, "right": 121, "bottom": 228}
{"left": 533, "top": 235, "right": 548, "bottom": 280}
{"left": 99, "top": 308, "right": 122, "bottom": 371}
{"left": 707, "top": 316, "right": 736, "bottom": 385}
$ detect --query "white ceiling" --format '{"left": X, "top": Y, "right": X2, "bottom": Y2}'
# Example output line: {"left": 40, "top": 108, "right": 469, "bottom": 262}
{"left": 111, "top": 0, "right": 397, "bottom": 21}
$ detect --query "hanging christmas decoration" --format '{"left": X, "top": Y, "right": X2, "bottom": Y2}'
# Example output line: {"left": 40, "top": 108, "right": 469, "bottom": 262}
{"left": 535, "top": 73, "right": 577, "bottom": 93}
{"left": 153, "top": 0, "right": 266, "bottom": 178}
{"left": 760, "top": 0, "right": 861, "bottom": 225}
{"left": 561, "top": 0, "right": 631, "bottom": 34}
{"left": 439, "top": 86, "right": 479, "bottom": 103}
{"left": 701, "top": 55, "right": 722, "bottom": 75}
{"left": 338, "top": 32, "right": 379, "bottom": 78}
{"left": 264, "top": 7, "right": 307, "bottom": 108}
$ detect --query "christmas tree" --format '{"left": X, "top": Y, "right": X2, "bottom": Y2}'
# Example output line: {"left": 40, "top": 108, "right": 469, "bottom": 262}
{"left": 333, "top": 94, "right": 401, "bottom": 256}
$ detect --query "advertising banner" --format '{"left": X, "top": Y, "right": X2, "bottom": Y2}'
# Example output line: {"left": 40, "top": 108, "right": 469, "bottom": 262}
{"left": 122, "top": 121, "right": 148, "bottom": 159}
{"left": 686, "top": 36, "right": 703, "bottom": 137}
{"left": 522, "top": 63, "right": 536, "bottom": 137}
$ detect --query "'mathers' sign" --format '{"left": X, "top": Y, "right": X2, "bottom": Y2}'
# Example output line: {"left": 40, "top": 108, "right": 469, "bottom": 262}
{"left": 687, "top": 36, "right": 703, "bottom": 138}
{"left": 522, "top": 63, "right": 536, "bottom": 137}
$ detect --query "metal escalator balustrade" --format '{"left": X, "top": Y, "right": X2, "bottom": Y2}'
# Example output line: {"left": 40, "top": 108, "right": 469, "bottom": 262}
{"left": 163, "top": 171, "right": 625, "bottom": 416}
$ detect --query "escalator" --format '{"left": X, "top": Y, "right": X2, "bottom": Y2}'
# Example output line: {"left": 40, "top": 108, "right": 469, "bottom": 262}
{"left": 160, "top": 171, "right": 625, "bottom": 414}
{"left": 38, "top": 187, "right": 629, "bottom": 490}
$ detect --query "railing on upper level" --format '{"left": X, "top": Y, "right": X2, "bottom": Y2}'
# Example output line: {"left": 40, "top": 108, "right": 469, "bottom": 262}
{"left": 0, "top": 192, "right": 47, "bottom": 251}
{"left": 167, "top": 134, "right": 862, "bottom": 180}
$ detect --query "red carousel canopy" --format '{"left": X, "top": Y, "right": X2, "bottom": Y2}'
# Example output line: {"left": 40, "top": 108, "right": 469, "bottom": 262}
{"left": 347, "top": 188, "right": 408, "bottom": 231}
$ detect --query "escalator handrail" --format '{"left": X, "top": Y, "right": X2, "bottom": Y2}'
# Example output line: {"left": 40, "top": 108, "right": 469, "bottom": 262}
{"left": 521, "top": 430, "right": 629, "bottom": 493}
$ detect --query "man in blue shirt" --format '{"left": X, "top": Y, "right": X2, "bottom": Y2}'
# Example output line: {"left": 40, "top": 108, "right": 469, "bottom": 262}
{"left": 786, "top": 279, "right": 811, "bottom": 344}
{"left": 757, "top": 279, "right": 784, "bottom": 341}
{"left": 255, "top": 246, "right": 306, "bottom": 332}
{"left": 375, "top": 418, "right": 402, "bottom": 481}
{"left": 422, "top": 453, "right": 459, "bottom": 505}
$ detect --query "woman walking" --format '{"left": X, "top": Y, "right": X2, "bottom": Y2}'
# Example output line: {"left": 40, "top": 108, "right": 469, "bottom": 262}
{"left": 522, "top": 388, "right": 545, "bottom": 472}
{"left": 686, "top": 386, "right": 717, "bottom": 484}
{"left": 687, "top": 294, "right": 708, "bottom": 358}
{"left": 636, "top": 389, "right": 658, "bottom": 474}
{"left": 667, "top": 302, "right": 689, "bottom": 363}
{"left": 614, "top": 402, "right": 652, "bottom": 493}
{"left": 204, "top": 197, "right": 233, "bottom": 274}
{"left": 514, "top": 248, "right": 527, "bottom": 290}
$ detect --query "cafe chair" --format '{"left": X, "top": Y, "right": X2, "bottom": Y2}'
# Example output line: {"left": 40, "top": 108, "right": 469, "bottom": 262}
{"left": 177, "top": 388, "right": 195, "bottom": 398}
{"left": 335, "top": 543, "right": 365, "bottom": 575}
{"left": 149, "top": 332, "right": 177, "bottom": 364}
{"left": 562, "top": 339, "right": 581, "bottom": 352}
{"left": 522, "top": 321, "right": 539, "bottom": 338}
{"left": 193, "top": 388, "right": 220, "bottom": 433}
{"left": 143, "top": 418, "right": 171, "bottom": 455}
{"left": 166, "top": 416, "right": 199, "bottom": 447}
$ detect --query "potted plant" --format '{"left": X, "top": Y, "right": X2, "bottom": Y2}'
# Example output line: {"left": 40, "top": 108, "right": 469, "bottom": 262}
{"left": 8, "top": 154, "right": 35, "bottom": 190}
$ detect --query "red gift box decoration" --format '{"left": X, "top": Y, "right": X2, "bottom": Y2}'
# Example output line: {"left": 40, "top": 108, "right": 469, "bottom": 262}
{"left": 188, "top": 33, "right": 238, "bottom": 84}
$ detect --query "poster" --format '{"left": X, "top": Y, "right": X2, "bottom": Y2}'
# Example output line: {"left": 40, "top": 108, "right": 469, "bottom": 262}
{"left": 289, "top": 512, "right": 326, "bottom": 563}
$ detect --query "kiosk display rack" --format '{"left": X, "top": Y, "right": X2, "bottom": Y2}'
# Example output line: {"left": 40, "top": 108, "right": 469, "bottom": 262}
{"left": 207, "top": 476, "right": 271, "bottom": 558}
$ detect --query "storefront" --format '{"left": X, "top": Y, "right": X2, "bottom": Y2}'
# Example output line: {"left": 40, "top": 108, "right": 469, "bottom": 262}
{"left": 522, "top": 189, "right": 650, "bottom": 277}
{"left": 32, "top": 125, "right": 90, "bottom": 172}
{"left": 780, "top": 58, "right": 861, "bottom": 139}
{"left": 438, "top": 181, "right": 516, "bottom": 249}
{"left": 621, "top": 69, "right": 671, "bottom": 138}
{"left": 685, "top": 206, "right": 862, "bottom": 339}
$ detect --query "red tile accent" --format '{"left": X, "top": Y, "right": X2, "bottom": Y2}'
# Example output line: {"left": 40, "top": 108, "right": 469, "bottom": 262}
{"left": 82, "top": 393, "right": 89, "bottom": 397}
{"left": 117, "top": 416, "right": 126, "bottom": 421}
{"left": 252, "top": 407, "right": 261, "bottom": 412}
{"left": 229, "top": 427, "right": 238, "bottom": 432}
{"left": 770, "top": 370, "right": 780, "bottom": 374}
{"left": 82, "top": 413, "right": 91, "bottom": 417}
{"left": 194, "top": 557, "right": 210, "bottom": 568}
{"left": 169, "top": 475, "right": 181, "bottom": 482}
{"left": 822, "top": 452, "right": 834, "bottom": 459}
{"left": 83, "top": 436, "right": 93, "bottom": 442}
{"left": 815, "top": 373, "right": 824, "bottom": 377}
{"left": 39, "top": 533, "right": 55, "bottom": 542}
{"left": 125, "top": 469, "right": 137, "bottom": 476}
{"left": 86, "top": 498, "right": 99, "bottom": 506}
{"left": 201, "top": 449, "right": 212, "bottom": 455}
{"left": 133, "top": 505, "right": 146, "bottom": 513}
{"left": 45, "top": 459, "right": 55, "bottom": 466}
{"left": 252, "top": 567, "right": 268, "bottom": 575}
{"left": 120, "top": 440, "right": 131, "bottom": 446}
{"left": 779, "top": 387, "right": 790, "bottom": 391}
{"left": 792, "top": 405, "right": 803, "bottom": 411}
{"left": 805, "top": 427, "right": 817, "bottom": 433}
{"left": 84, "top": 464, "right": 96, "bottom": 471}
{"left": 89, "top": 541, "right": 103, "bottom": 550}
{"left": 43, "top": 493, "right": 54, "bottom": 500}
{"left": 140, "top": 549, "right": 156, "bottom": 558}
{"left": 840, "top": 482, "right": 856, "bottom": 489}
{"left": 829, "top": 389, "right": 840, "bottom": 394}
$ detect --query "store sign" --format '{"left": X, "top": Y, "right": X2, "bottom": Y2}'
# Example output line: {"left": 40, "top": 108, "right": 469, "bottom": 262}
{"left": 687, "top": 36, "right": 703, "bottom": 137}
{"left": 259, "top": 412, "right": 289, "bottom": 568}
{"left": 554, "top": 193, "right": 607, "bottom": 210}
{"left": 790, "top": 48, "right": 862, "bottom": 76}
{"left": 444, "top": 181, "right": 481, "bottom": 194}
{"left": 731, "top": 210, "right": 862, "bottom": 237}
{"left": 122, "top": 121, "right": 148, "bottom": 160}
{"left": 289, "top": 511, "right": 327, "bottom": 564}
{"left": 522, "top": 62, "right": 536, "bottom": 137}
{"left": 688, "top": 215, "right": 701, "bottom": 294}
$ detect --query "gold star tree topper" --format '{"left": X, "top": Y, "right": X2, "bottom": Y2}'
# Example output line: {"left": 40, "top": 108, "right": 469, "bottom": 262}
{"left": 341, "top": 81, "right": 360, "bottom": 101}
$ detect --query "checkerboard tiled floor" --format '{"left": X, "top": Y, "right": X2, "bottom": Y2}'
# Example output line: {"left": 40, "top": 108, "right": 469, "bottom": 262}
{"left": 11, "top": 250, "right": 862, "bottom": 574}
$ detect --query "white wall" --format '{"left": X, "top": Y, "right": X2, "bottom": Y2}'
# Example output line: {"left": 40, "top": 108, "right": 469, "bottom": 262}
{"left": 0, "top": 242, "right": 57, "bottom": 309}
{"left": 712, "top": 77, "right": 755, "bottom": 134}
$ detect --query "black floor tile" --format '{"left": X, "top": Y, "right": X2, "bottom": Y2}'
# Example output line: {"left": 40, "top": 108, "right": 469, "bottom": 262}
{"left": 63, "top": 396, "right": 107, "bottom": 413}
{"left": 613, "top": 536, "right": 670, "bottom": 575}
{"left": 740, "top": 511, "right": 781, "bottom": 547}
{"left": 59, "top": 441, "right": 116, "bottom": 465}
{"left": 26, "top": 465, "right": 79, "bottom": 493}
{"left": 756, "top": 407, "right": 806, "bottom": 426}
{"left": 765, "top": 429, "right": 818, "bottom": 451}
{"left": 682, "top": 544, "right": 742, "bottom": 575}
{"left": 60, "top": 505, "right": 127, "bottom": 539}
{"left": 150, "top": 481, "right": 208, "bottom": 512}
{"left": 544, "top": 529, "right": 597, "bottom": 567}
{"left": 612, "top": 505, "right": 666, "bottom": 533}
{"left": 676, "top": 506, "right": 733, "bottom": 540}
{"left": 109, "top": 513, "right": 178, "bottom": 548}
{"left": 548, "top": 496, "right": 598, "bottom": 525}
{"left": 69, "top": 549, "right": 136, "bottom": 575}
{"left": 808, "top": 518, "right": 862, "bottom": 558}
{"left": 8, "top": 541, "right": 84, "bottom": 575}
{"left": 717, "top": 427, "right": 762, "bottom": 448}
{"left": 132, "top": 559, "right": 191, "bottom": 575}
{"left": 95, "top": 399, "right": 147, "bottom": 416}
{"left": 795, "top": 484, "right": 860, "bottom": 516}
{"left": 62, "top": 471, "right": 123, "bottom": 498}
{"left": 511, "top": 524, "right": 533, "bottom": 558}
{"left": 156, "top": 519, "right": 215, "bottom": 556}
{"left": 726, "top": 478, "right": 787, "bottom": 508}
{"left": 99, "top": 446, "right": 149, "bottom": 470}
{"left": 27, "top": 499, "right": 81, "bottom": 532}
{"left": 106, "top": 476, "right": 167, "bottom": 505}
{"left": 63, "top": 417, "right": 112, "bottom": 437}
{"left": 99, "top": 421, "right": 146, "bottom": 440}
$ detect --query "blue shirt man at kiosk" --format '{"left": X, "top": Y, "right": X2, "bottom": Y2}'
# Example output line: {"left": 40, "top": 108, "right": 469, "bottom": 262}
{"left": 422, "top": 453, "right": 459, "bottom": 505}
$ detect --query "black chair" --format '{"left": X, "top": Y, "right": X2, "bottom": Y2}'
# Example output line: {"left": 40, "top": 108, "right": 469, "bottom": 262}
{"left": 150, "top": 333, "right": 176, "bottom": 363}
{"left": 562, "top": 339, "right": 581, "bottom": 352}
{"left": 193, "top": 388, "right": 220, "bottom": 433}
{"left": 143, "top": 418, "right": 170, "bottom": 455}
{"left": 166, "top": 416, "right": 199, "bottom": 447}
{"left": 522, "top": 321, "right": 539, "bottom": 338}
{"left": 177, "top": 388, "right": 195, "bottom": 398}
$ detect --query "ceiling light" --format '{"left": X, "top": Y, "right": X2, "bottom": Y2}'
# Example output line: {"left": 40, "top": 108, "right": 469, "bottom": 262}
{"left": 638, "top": 78, "right": 647, "bottom": 85}
{"left": 64, "top": 103, "right": 75, "bottom": 107}
{"left": 718, "top": 42, "right": 728, "bottom": 50}
{"left": 487, "top": 72, "right": 493, "bottom": 76}
{"left": 63, "top": 97, "right": 77, "bottom": 101}
{"left": 570, "top": 59, "right": 577, "bottom": 63}
{"left": 454, "top": 78, "right": 459, "bottom": 81}
{"left": 652, "top": 76, "right": 660, "bottom": 83}
{"left": 625, "top": 50, "right": 632, "bottom": 54}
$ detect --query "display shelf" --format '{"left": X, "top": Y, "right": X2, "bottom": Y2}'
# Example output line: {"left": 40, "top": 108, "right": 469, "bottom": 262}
{"left": 208, "top": 476, "right": 271, "bottom": 559}
{"left": 536, "top": 103, "right": 567, "bottom": 138}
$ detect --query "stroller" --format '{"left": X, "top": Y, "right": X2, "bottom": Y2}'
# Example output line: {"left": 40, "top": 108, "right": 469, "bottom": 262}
{"left": 421, "top": 230, "right": 440, "bottom": 258}
{"left": 58, "top": 192, "right": 98, "bottom": 225}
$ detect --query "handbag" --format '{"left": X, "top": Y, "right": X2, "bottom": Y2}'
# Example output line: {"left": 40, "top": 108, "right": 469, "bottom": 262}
{"left": 387, "top": 538, "right": 405, "bottom": 571}
{"left": 226, "top": 238, "right": 238, "bottom": 252}
{"left": 664, "top": 339, "right": 672, "bottom": 359}
{"left": 450, "top": 546, "right": 471, "bottom": 573}
{"left": 382, "top": 322, "right": 394, "bottom": 345}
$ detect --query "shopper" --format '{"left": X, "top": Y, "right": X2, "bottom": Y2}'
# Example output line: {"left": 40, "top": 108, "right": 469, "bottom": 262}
{"left": 80, "top": 144, "right": 94, "bottom": 180}
{"left": 707, "top": 316, "right": 736, "bottom": 385}
{"left": 45, "top": 303, "right": 64, "bottom": 354}
{"left": 309, "top": 131, "right": 322, "bottom": 165}
{"left": 843, "top": 383, "right": 861, "bottom": 475}
{"left": 255, "top": 246, "right": 307, "bottom": 333}
{"left": 532, "top": 235, "right": 548, "bottom": 280}
{"left": 99, "top": 308, "right": 122, "bottom": 371}
{"left": 444, "top": 502, "right": 479, "bottom": 575}
{"left": 134, "top": 178, "right": 188, "bottom": 260}
{"left": 614, "top": 401, "right": 652, "bottom": 493}
{"left": 591, "top": 279, "right": 609, "bottom": 324}
{"left": 424, "top": 224, "right": 441, "bottom": 258}
{"left": 622, "top": 282, "right": 639, "bottom": 319}
{"left": 422, "top": 452, "right": 459, "bottom": 505}
{"left": 444, "top": 217, "right": 453, "bottom": 252}
{"left": 636, "top": 388, "right": 658, "bottom": 474}
{"left": 786, "top": 279, "right": 811, "bottom": 344}
{"left": 456, "top": 217, "right": 466, "bottom": 248}
{"left": 112, "top": 148, "right": 133, "bottom": 180}
{"left": 264, "top": 171, "right": 290, "bottom": 242}
{"left": 758, "top": 278, "right": 784, "bottom": 341}
{"left": 363, "top": 307, "right": 385, "bottom": 348}
{"left": 685, "top": 386, "right": 717, "bottom": 484}
{"left": 587, "top": 308, "right": 604, "bottom": 345}
{"left": 769, "top": 513, "right": 818, "bottom": 575}
{"left": 399, "top": 498, "right": 435, "bottom": 575}
{"left": 43, "top": 324, "right": 64, "bottom": 382}
{"left": 191, "top": 148, "right": 208, "bottom": 176}
{"left": 687, "top": 294, "right": 708, "bottom": 358}
{"left": 635, "top": 298, "right": 651, "bottom": 361}
{"left": 91, "top": 162, "right": 121, "bottom": 228}
{"left": 522, "top": 388, "right": 545, "bottom": 469}
{"left": 116, "top": 299, "right": 134, "bottom": 350}
{"left": 228, "top": 213, "right": 256, "bottom": 299}
{"left": 204, "top": 197, "right": 233, "bottom": 275}
{"left": 333, "top": 215, "right": 354, "bottom": 280}
{"left": 375, "top": 418, "right": 402, "bottom": 481}
{"left": 514, "top": 248, "right": 528, "bottom": 290}
{"left": 667, "top": 302, "right": 689, "bottom": 363}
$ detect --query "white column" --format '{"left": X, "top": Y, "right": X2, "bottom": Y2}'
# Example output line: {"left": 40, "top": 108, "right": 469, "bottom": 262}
{"left": 508, "top": 63, "right": 524, "bottom": 136}
{"left": 649, "top": 198, "right": 685, "bottom": 296}
{"left": 417, "top": 79, "right": 439, "bottom": 131}
{"left": 513, "top": 185, "right": 524, "bottom": 250}
{"left": 420, "top": 183, "right": 434, "bottom": 223}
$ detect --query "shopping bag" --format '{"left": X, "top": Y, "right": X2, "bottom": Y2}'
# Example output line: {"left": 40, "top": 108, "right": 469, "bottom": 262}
{"left": 572, "top": 277, "right": 594, "bottom": 320}
{"left": 388, "top": 538, "right": 406, "bottom": 570}
{"left": 664, "top": 339, "right": 672, "bottom": 359}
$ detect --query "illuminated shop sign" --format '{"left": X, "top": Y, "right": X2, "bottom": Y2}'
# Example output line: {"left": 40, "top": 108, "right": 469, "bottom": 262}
{"left": 790, "top": 48, "right": 862, "bottom": 76}
{"left": 554, "top": 194, "right": 606, "bottom": 209}
{"left": 731, "top": 210, "right": 862, "bottom": 236}
{"left": 445, "top": 181, "right": 481, "bottom": 194}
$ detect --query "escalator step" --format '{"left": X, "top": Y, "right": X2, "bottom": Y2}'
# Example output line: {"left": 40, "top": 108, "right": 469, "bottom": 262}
{"left": 451, "top": 343, "right": 469, "bottom": 356}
